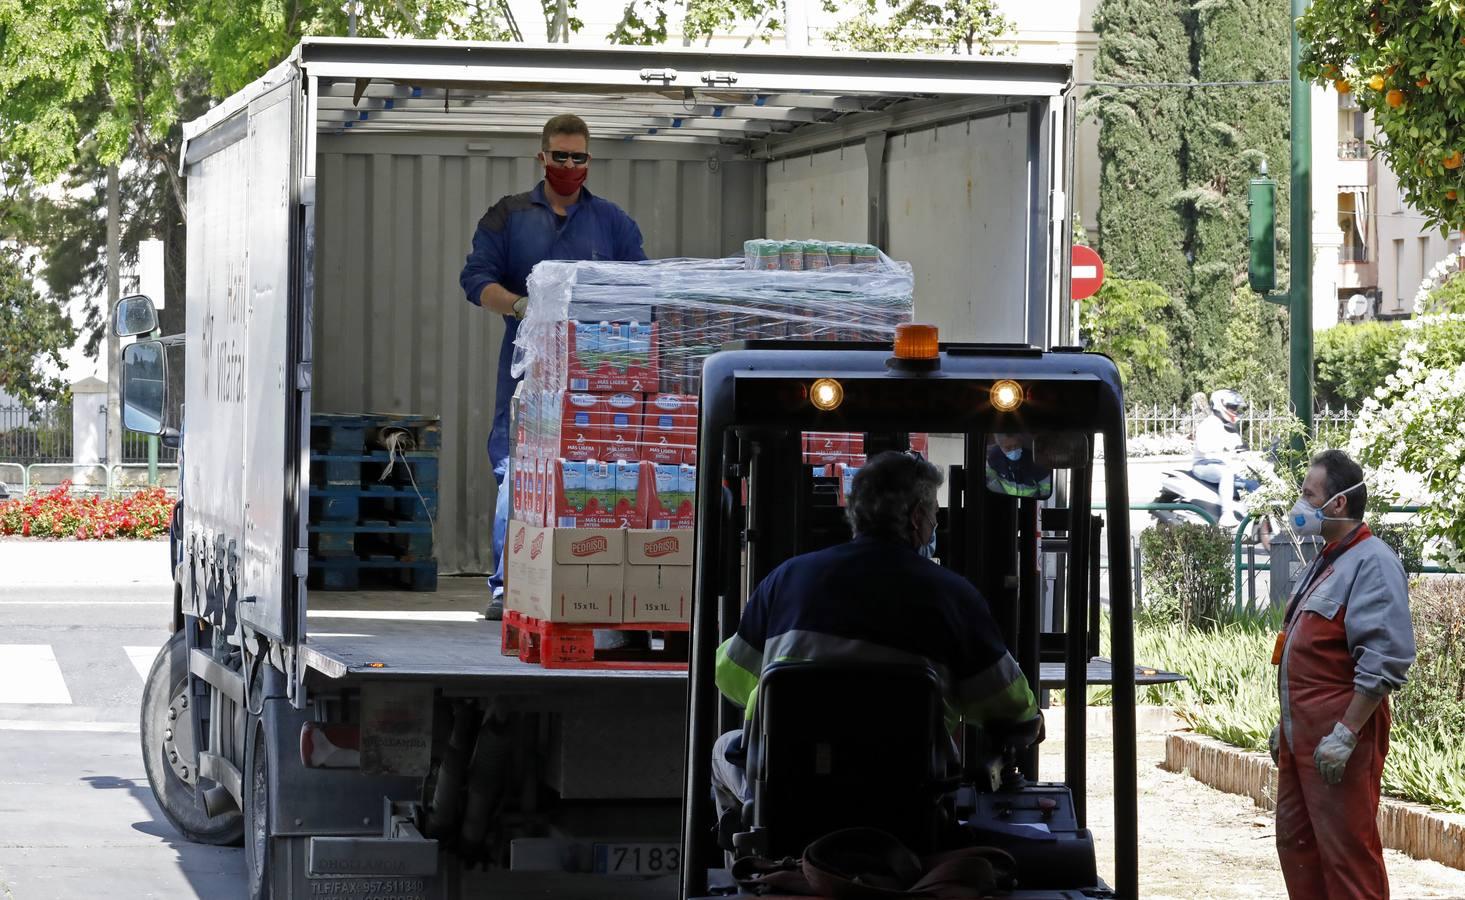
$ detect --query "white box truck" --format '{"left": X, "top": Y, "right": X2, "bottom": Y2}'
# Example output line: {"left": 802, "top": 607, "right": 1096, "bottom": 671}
{"left": 118, "top": 38, "right": 1080, "bottom": 899}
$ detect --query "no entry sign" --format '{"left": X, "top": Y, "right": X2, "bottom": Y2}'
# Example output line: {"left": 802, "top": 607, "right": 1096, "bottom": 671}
{"left": 1072, "top": 245, "right": 1105, "bottom": 300}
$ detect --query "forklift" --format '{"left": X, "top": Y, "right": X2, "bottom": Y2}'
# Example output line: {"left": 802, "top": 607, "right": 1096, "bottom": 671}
{"left": 679, "top": 328, "right": 1182, "bottom": 899}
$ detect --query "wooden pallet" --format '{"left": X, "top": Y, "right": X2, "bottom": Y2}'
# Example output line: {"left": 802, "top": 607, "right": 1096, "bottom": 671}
{"left": 308, "top": 557, "right": 439, "bottom": 592}
{"left": 500, "top": 610, "right": 689, "bottom": 671}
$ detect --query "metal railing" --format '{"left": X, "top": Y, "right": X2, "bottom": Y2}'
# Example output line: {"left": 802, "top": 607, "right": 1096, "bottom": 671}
{"left": 1340, "top": 243, "right": 1369, "bottom": 263}
{"left": 1232, "top": 506, "right": 1458, "bottom": 611}
{"left": 122, "top": 430, "right": 179, "bottom": 464}
{"left": 0, "top": 463, "right": 179, "bottom": 498}
{"left": 0, "top": 403, "right": 72, "bottom": 464}
{"left": 1338, "top": 138, "right": 1368, "bottom": 159}
{"left": 1124, "top": 403, "right": 1356, "bottom": 450}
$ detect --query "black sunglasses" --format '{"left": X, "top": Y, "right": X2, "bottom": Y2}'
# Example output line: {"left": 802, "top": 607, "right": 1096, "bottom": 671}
{"left": 547, "top": 150, "right": 591, "bottom": 165}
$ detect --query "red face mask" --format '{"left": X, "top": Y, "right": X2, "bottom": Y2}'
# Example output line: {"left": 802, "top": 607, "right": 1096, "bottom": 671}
{"left": 544, "top": 163, "right": 587, "bottom": 196}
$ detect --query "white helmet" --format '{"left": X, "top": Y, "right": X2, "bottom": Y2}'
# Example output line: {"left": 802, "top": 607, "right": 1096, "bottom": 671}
{"left": 1210, "top": 389, "right": 1246, "bottom": 424}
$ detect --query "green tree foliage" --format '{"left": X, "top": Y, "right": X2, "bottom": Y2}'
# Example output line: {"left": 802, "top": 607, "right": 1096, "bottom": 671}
{"left": 823, "top": 0, "right": 1010, "bottom": 54}
{"left": 1313, "top": 320, "right": 1407, "bottom": 408}
{"left": 1088, "top": 0, "right": 1192, "bottom": 300}
{"left": 1088, "top": 0, "right": 1292, "bottom": 408}
{"left": 1079, "top": 277, "right": 1185, "bottom": 407}
{"left": 1422, "top": 269, "right": 1465, "bottom": 315}
{"left": 1298, "top": 0, "right": 1465, "bottom": 232}
{"left": 0, "top": 248, "right": 76, "bottom": 404}
{"left": 1184, "top": 0, "right": 1291, "bottom": 389}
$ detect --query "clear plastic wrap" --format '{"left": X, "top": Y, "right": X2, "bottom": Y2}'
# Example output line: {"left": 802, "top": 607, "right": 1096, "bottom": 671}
{"left": 506, "top": 250, "right": 915, "bottom": 530}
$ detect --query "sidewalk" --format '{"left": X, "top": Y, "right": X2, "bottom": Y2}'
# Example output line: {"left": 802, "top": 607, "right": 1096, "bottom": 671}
{"left": 0, "top": 538, "right": 171, "bottom": 589}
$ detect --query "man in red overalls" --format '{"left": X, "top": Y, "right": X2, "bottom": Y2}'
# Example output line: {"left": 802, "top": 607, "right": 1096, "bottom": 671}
{"left": 1270, "top": 450, "right": 1415, "bottom": 900}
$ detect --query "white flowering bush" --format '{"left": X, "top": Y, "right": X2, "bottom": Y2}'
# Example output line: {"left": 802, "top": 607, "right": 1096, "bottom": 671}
{"left": 1348, "top": 313, "right": 1465, "bottom": 569}
{"left": 1412, "top": 246, "right": 1465, "bottom": 314}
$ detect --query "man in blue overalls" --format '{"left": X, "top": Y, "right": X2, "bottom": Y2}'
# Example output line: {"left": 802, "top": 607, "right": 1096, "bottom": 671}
{"left": 460, "top": 114, "right": 646, "bottom": 619}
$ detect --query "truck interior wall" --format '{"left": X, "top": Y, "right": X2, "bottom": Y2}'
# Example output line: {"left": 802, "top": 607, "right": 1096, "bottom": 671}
{"left": 764, "top": 111, "right": 1032, "bottom": 345}
{"left": 312, "top": 134, "right": 765, "bottom": 573}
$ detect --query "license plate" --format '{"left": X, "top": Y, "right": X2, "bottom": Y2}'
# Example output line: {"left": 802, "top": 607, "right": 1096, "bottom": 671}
{"left": 592, "top": 843, "right": 681, "bottom": 876}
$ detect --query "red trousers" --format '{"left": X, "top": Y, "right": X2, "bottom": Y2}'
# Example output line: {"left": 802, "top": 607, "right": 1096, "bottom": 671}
{"left": 1274, "top": 710, "right": 1390, "bottom": 900}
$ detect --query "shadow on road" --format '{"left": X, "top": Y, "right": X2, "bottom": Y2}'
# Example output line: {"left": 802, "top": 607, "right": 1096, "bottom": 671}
{"left": 82, "top": 773, "right": 243, "bottom": 894}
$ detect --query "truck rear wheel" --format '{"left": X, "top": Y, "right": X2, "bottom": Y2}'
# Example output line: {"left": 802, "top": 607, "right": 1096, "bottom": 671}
{"left": 244, "top": 714, "right": 273, "bottom": 899}
{"left": 140, "top": 629, "right": 245, "bottom": 845}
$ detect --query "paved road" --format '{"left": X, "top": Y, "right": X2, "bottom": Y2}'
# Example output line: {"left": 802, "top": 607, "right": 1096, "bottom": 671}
{"left": 0, "top": 540, "right": 245, "bottom": 899}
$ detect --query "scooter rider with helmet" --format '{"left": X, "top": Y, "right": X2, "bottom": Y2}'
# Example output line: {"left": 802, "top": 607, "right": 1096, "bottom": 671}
{"left": 1192, "top": 389, "right": 1253, "bottom": 526}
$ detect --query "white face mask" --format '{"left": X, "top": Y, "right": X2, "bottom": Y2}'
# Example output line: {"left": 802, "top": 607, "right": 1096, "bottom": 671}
{"left": 1287, "top": 480, "right": 1365, "bottom": 535}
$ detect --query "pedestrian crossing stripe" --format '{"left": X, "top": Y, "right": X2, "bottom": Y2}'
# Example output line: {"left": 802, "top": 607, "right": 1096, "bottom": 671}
{"left": 0, "top": 645, "right": 73, "bottom": 704}
{"left": 124, "top": 646, "right": 158, "bottom": 681}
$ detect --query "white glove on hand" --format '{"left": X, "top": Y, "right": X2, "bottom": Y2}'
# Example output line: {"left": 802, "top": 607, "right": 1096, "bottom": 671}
{"left": 1268, "top": 724, "right": 1281, "bottom": 766}
{"left": 512, "top": 295, "right": 530, "bottom": 320}
{"left": 1313, "top": 722, "right": 1358, "bottom": 785}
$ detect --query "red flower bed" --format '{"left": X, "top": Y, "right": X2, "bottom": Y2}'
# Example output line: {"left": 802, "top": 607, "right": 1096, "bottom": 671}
{"left": 0, "top": 481, "right": 175, "bottom": 540}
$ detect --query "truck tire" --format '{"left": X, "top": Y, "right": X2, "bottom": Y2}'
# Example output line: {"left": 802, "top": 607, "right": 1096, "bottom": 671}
{"left": 140, "top": 629, "right": 245, "bottom": 845}
{"left": 244, "top": 714, "right": 273, "bottom": 899}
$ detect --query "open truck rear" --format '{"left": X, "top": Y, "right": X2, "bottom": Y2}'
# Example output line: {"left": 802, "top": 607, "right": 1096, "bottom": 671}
{"left": 144, "top": 38, "right": 1076, "bottom": 899}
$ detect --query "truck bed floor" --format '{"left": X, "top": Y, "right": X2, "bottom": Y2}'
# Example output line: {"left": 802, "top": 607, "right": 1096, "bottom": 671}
{"left": 302, "top": 577, "right": 686, "bottom": 687}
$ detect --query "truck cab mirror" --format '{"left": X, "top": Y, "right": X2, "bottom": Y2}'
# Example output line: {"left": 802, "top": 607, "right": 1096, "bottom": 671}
{"left": 114, "top": 294, "right": 159, "bottom": 337}
{"left": 122, "top": 340, "right": 168, "bottom": 435}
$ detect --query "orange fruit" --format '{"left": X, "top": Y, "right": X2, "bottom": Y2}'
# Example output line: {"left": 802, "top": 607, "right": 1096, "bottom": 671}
{"left": 1335, "top": 78, "right": 1353, "bottom": 94}
{"left": 1385, "top": 65, "right": 1397, "bottom": 76}
{"left": 1417, "top": 77, "right": 1431, "bottom": 87}
{"left": 1368, "top": 74, "right": 1386, "bottom": 91}
{"left": 1448, "top": 190, "right": 1458, "bottom": 201}
{"left": 1386, "top": 89, "right": 1405, "bottom": 107}
{"left": 1445, "top": 151, "right": 1464, "bottom": 170}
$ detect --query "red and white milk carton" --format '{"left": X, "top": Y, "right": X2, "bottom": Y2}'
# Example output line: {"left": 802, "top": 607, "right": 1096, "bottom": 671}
{"left": 613, "top": 459, "right": 647, "bottom": 528}
{"left": 550, "top": 391, "right": 601, "bottom": 461}
{"left": 642, "top": 461, "right": 696, "bottom": 530}
{"left": 599, "top": 392, "right": 644, "bottom": 462}
{"left": 567, "top": 321, "right": 660, "bottom": 393}
{"left": 643, "top": 393, "right": 698, "bottom": 464}
{"left": 804, "top": 432, "right": 849, "bottom": 466}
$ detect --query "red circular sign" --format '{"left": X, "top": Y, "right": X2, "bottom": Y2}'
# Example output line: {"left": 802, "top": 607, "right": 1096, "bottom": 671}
{"left": 1071, "top": 245, "right": 1105, "bottom": 300}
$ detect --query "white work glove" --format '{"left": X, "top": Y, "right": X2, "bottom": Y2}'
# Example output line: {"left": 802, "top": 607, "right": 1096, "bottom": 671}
{"left": 512, "top": 294, "right": 530, "bottom": 320}
{"left": 1313, "top": 722, "right": 1358, "bottom": 786}
{"left": 1268, "top": 724, "right": 1281, "bottom": 766}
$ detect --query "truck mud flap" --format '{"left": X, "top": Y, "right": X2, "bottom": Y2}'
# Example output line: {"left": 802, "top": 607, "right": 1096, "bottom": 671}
{"left": 274, "top": 829, "right": 450, "bottom": 900}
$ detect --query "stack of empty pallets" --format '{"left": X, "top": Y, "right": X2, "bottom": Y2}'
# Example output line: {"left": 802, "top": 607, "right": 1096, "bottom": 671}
{"left": 307, "top": 413, "right": 441, "bottom": 591}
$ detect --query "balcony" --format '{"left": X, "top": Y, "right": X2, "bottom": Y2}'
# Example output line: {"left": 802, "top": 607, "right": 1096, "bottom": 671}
{"left": 1338, "top": 139, "right": 1368, "bottom": 159}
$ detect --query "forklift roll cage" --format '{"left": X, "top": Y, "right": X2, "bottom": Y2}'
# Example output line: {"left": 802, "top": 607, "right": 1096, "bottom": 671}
{"left": 681, "top": 342, "right": 1142, "bottom": 899}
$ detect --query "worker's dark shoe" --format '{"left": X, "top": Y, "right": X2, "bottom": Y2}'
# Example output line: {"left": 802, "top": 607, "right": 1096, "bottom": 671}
{"left": 484, "top": 594, "right": 504, "bottom": 621}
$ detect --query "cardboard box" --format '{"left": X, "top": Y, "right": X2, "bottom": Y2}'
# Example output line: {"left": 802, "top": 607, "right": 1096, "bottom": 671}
{"left": 567, "top": 321, "right": 659, "bottom": 393}
{"left": 643, "top": 462, "right": 696, "bottom": 530}
{"left": 600, "top": 392, "right": 643, "bottom": 462}
{"left": 623, "top": 529, "right": 693, "bottom": 624}
{"left": 643, "top": 394, "right": 698, "bottom": 464}
{"left": 506, "top": 520, "right": 623, "bottom": 622}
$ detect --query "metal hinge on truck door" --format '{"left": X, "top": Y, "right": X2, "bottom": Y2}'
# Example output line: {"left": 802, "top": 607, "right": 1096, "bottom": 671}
{"left": 700, "top": 71, "right": 739, "bottom": 86}
{"left": 639, "top": 68, "right": 679, "bottom": 84}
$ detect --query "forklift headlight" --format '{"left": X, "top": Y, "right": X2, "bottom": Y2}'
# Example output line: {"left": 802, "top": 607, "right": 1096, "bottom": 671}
{"left": 990, "top": 380, "right": 1023, "bottom": 412}
{"left": 810, "top": 378, "right": 844, "bottom": 411}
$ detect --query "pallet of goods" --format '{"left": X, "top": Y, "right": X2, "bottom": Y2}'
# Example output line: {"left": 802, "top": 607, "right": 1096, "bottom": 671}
{"left": 498, "top": 243, "right": 918, "bottom": 667}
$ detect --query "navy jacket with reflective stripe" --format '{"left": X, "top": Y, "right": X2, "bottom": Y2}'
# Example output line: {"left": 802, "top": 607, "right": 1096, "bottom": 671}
{"left": 716, "top": 536, "right": 1037, "bottom": 729}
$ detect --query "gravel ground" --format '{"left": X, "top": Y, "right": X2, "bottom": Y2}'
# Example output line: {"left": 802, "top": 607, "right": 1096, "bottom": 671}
{"left": 1039, "top": 725, "right": 1465, "bottom": 899}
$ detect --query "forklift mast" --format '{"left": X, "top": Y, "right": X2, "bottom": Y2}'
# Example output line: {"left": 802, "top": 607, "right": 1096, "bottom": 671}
{"left": 680, "top": 338, "right": 1143, "bottom": 899}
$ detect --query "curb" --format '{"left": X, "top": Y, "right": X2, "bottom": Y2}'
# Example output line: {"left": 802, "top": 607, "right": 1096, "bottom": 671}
{"left": 1163, "top": 730, "right": 1465, "bottom": 872}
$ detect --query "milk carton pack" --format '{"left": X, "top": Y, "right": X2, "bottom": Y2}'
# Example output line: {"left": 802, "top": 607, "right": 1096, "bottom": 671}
{"left": 644, "top": 461, "right": 696, "bottom": 530}
{"left": 643, "top": 393, "right": 697, "bottom": 464}
{"left": 613, "top": 459, "right": 647, "bottom": 528}
{"left": 600, "top": 392, "right": 643, "bottom": 462}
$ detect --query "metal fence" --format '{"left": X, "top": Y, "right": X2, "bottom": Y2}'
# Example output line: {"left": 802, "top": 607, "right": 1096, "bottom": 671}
{"left": 1126, "top": 403, "right": 1357, "bottom": 450}
{"left": 0, "top": 403, "right": 177, "bottom": 466}
{"left": 0, "top": 403, "right": 72, "bottom": 464}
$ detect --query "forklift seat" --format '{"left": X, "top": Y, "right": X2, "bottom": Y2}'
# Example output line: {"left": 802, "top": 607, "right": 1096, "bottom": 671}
{"left": 735, "top": 661, "right": 954, "bottom": 860}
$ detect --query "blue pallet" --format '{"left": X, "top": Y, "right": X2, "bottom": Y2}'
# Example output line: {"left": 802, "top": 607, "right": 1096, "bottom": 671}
{"left": 310, "top": 452, "right": 439, "bottom": 490}
{"left": 311, "top": 413, "right": 442, "bottom": 453}
{"left": 309, "top": 519, "right": 433, "bottom": 559}
{"left": 308, "top": 557, "right": 438, "bottom": 592}
{"left": 309, "top": 486, "right": 439, "bottom": 523}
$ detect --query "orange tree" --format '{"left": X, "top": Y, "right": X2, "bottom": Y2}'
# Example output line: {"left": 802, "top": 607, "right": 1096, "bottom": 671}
{"left": 1298, "top": 1, "right": 1465, "bottom": 231}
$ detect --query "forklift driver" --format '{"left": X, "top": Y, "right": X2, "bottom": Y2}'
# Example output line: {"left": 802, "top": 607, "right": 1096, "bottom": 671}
{"left": 711, "top": 450, "right": 1042, "bottom": 818}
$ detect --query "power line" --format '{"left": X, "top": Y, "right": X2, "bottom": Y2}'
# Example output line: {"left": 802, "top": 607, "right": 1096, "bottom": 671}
{"left": 1075, "top": 79, "right": 1288, "bottom": 89}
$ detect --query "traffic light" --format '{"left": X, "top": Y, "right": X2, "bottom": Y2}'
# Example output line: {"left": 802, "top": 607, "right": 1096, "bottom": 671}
{"left": 1249, "top": 173, "right": 1278, "bottom": 297}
